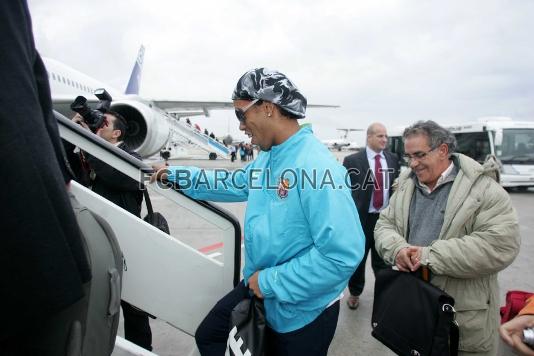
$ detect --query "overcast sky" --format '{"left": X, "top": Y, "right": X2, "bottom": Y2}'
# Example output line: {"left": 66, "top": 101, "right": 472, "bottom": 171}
{"left": 28, "top": 0, "right": 534, "bottom": 144}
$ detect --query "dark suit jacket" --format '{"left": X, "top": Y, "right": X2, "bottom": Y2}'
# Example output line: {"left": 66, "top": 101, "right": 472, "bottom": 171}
{"left": 87, "top": 143, "right": 143, "bottom": 217}
{"left": 343, "top": 149, "right": 400, "bottom": 225}
{"left": 0, "top": 0, "right": 91, "bottom": 339}
{"left": 64, "top": 141, "right": 143, "bottom": 217}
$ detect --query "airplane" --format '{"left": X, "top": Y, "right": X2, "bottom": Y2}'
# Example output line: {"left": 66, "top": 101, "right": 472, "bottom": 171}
{"left": 322, "top": 128, "right": 363, "bottom": 151}
{"left": 46, "top": 46, "right": 339, "bottom": 160}
{"left": 45, "top": 45, "right": 235, "bottom": 160}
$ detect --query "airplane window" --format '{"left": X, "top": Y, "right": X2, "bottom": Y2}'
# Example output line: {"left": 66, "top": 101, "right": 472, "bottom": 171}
{"left": 62, "top": 77, "right": 66, "bottom": 84}
{"left": 51, "top": 73, "right": 56, "bottom": 80}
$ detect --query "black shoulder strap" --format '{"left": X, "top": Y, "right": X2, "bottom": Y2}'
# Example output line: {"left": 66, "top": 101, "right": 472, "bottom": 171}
{"left": 143, "top": 188, "right": 153, "bottom": 216}
{"left": 449, "top": 320, "right": 459, "bottom": 356}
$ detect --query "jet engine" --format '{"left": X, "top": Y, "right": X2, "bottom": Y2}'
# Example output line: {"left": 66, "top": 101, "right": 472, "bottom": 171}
{"left": 110, "top": 100, "right": 171, "bottom": 158}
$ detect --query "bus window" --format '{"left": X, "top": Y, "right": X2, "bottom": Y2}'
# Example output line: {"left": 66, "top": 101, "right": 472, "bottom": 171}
{"left": 499, "top": 129, "right": 534, "bottom": 164}
{"left": 454, "top": 132, "right": 491, "bottom": 163}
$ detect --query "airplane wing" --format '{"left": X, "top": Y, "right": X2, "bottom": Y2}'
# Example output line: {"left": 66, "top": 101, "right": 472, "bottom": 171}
{"left": 153, "top": 100, "right": 339, "bottom": 117}
{"left": 153, "top": 100, "right": 233, "bottom": 110}
{"left": 54, "top": 96, "right": 339, "bottom": 119}
{"left": 166, "top": 110, "right": 206, "bottom": 118}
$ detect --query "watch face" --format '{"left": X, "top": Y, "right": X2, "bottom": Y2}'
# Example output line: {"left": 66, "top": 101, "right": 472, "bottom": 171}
{"left": 90, "top": 169, "right": 96, "bottom": 180}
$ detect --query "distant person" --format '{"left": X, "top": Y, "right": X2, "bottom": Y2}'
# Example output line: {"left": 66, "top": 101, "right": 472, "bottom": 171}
{"left": 204, "top": 128, "right": 209, "bottom": 136}
{"left": 186, "top": 118, "right": 192, "bottom": 126}
{"left": 210, "top": 132, "right": 216, "bottom": 139}
{"left": 374, "top": 120, "right": 520, "bottom": 355}
{"left": 500, "top": 296, "right": 534, "bottom": 356}
{"left": 229, "top": 145, "right": 236, "bottom": 162}
{"left": 152, "top": 68, "right": 364, "bottom": 356}
{"left": 0, "top": 1, "right": 91, "bottom": 354}
{"left": 239, "top": 143, "right": 246, "bottom": 161}
{"left": 194, "top": 123, "right": 201, "bottom": 131}
{"left": 68, "top": 112, "right": 153, "bottom": 351}
{"left": 245, "top": 143, "right": 253, "bottom": 161}
{"left": 342, "top": 122, "right": 400, "bottom": 310}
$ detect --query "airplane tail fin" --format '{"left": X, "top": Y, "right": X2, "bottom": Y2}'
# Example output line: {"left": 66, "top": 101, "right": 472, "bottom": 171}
{"left": 125, "top": 45, "right": 145, "bottom": 95}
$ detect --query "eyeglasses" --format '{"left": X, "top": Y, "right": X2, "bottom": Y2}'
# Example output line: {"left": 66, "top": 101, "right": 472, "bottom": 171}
{"left": 403, "top": 147, "right": 436, "bottom": 162}
{"left": 235, "top": 99, "right": 260, "bottom": 123}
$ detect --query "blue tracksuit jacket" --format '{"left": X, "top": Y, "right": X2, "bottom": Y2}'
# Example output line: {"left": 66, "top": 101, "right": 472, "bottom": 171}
{"left": 167, "top": 126, "right": 365, "bottom": 332}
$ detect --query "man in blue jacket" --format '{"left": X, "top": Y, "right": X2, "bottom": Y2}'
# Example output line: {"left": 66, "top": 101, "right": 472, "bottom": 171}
{"left": 154, "top": 68, "right": 365, "bottom": 356}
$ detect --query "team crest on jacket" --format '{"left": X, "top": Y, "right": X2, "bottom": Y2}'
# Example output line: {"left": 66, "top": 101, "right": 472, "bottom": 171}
{"left": 278, "top": 178, "right": 290, "bottom": 199}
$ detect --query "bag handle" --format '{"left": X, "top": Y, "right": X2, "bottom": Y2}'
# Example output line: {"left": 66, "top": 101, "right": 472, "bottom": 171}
{"left": 440, "top": 302, "right": 459, "bottom": 356}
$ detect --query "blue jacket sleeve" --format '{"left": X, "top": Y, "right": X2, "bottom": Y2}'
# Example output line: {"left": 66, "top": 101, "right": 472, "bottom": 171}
{"left": 167, "top": 164, "right": 251, "bottom": 202}
{"left": 258, "top": 166, "right": 365, "bottom": 303}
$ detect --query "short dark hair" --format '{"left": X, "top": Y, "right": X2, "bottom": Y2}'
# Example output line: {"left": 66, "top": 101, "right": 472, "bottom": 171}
{"left": 108, "top": 111, "right": 128, "bottom": 141}
{"left": 278, "top": 106, "right": 300, "bottom": 120}
{"left": 403, "top": 120, "right": 457, "bottom": 155}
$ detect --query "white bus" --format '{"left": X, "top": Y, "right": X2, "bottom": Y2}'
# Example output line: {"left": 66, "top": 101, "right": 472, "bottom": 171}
{"left": 388, "top": 119, "right": 534, "bottom": 189}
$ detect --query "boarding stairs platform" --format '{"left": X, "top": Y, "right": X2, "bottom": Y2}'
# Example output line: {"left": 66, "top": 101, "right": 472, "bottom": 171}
{"left": 166, "top": 117, "right": 230, "bottom": 160}
{"left": 58, "top": 112, "right": 240, "bottom": 355}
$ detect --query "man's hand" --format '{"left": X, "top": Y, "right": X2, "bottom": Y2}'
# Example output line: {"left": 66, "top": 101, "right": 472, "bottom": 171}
{"left": 247, "top": 271, "right": 264, "bottom": 299}
{"left": 71, "top": 114, "right": 90, "bottom": 131}
{"left": 408, "top": 246, "right": 422, "bottom": 271}
{"left": 150, "top": 163, "right": 169, "bottom": 184}
{"left": 499, "top": 315, "right": 534, "bottom": 356}
{"left": 395, "top": 246, "right": 422, "bottom": 272}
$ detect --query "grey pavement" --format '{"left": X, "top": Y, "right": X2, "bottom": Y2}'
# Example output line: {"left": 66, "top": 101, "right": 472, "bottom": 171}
{"left": 121, "top": 152, "right": 534, "bottom": 355}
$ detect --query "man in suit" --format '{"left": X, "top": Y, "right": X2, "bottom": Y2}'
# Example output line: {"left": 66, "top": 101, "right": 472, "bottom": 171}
{"left": 343, "top": 122, "right": 400, "bottom": 309}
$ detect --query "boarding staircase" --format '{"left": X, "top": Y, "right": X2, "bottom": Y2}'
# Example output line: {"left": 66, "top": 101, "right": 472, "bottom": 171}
{"left": 165, "top": 116, "right": 230, "bottom": 160}
{"left": 57, "top": 112, "right": 241, "bottom": 355}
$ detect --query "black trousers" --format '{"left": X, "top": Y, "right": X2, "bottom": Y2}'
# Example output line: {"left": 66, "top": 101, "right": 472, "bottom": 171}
{"left": 348, "top": 213, "right": 389, "bottom": 296}
{"left": 121, "top": 301, "right": 152, "bottom": 351}
{"left": 195, "top": 281, "right": 339, "bottom": 356}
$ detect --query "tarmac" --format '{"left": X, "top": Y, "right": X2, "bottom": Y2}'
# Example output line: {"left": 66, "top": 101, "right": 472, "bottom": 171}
{"left": 119, "top": 150, "right": 534, "bottom": 355}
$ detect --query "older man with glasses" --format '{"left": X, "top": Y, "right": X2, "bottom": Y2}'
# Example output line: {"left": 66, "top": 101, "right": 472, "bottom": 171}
{"left": 153, "top": 68, "right": 365, "bottom": 356}
{"left": 374, "top": 120, "right": 520, "bottom": 356}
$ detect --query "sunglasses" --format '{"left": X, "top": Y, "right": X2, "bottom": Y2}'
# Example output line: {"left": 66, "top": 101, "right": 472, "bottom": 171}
{"left": 235, "top": 99, "right": 260, "bottom": 123}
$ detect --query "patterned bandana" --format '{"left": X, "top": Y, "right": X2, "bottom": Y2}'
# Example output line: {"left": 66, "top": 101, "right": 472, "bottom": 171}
{"left": 232, "top": 68, "right": 307, "bottom": 119}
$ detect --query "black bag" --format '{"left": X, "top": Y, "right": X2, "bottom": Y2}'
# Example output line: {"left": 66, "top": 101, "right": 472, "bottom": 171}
{"left": 143, "top": 189, "right": 170, "bottom": 234}
{"left": 226, "top": 295, "right": 266, "bottom": 356}
{"left": 371, "top": 268, "right": 459, "bottom": 356}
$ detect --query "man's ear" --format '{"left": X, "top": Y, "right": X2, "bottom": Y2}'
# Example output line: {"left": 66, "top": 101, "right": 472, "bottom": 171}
{"left": 112, "top": 129, "right": 122, "bottom": 140}
{"left": 438, "top": 143, "right": 449, "bottom": 158}
{"left": 262, "top": 102, "right": 275, "bottom": 117}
